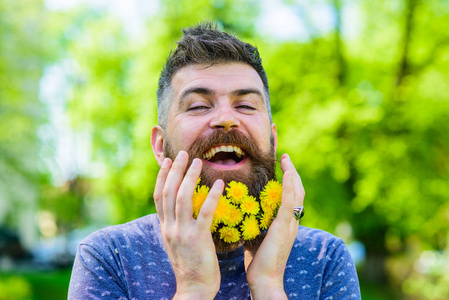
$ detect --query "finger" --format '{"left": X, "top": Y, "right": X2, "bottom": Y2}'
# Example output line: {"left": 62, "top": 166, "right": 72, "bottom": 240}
{"left": 153, "top": 158, "right": 172, "bottom": 223}
{"left": 196, "top": 179, "right": 224, "bottom": 231}
{"left": 280, "top": 154, "right": 302, "bottom": 186}
{"left": 279, "top": 171, "right": 302, "bottom": 234}
{"left": 281, "top": 155, "right": 305, "bottom": 230}
{"left": 176, "top": 158, "right": 202, "bottom": 224}
{"left": 162, "top": 151, "right": 189, "bottom": 223}
{"left": 281, "top": 154, "right": 305, "bottom": 204}
{"left": 275, "top": 171, "right": 296, "bottom": 223}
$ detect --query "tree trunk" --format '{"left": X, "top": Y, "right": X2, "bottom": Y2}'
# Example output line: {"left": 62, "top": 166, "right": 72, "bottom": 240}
{"left": 333, "top": 0, "right": 346, "bottom": 86}
{"left": 397, "top": 0, "right": 417, "bottom": 86}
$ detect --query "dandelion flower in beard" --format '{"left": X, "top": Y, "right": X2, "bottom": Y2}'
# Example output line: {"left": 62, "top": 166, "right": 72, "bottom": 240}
{"left": 226, "top": 181, "right": 248, "bottom": 204}
{"left": 224, "top": 204, "right": 244, "bottom": 227}
{"left": 192, "top": 185, "right": 209, "bottom": 219}
{"left": 219, "top": 226, "right": 241, "bottom": 243}
{"left": 213, "top": 196, "right": 233, "bottom": 223}
{"left": 240, "top": 195, "right": 260, "bottom": 215}
{"left": 259, "top": 210, "right": 274, "bottom": 230}
{"left": 260, "top": 180, "right": 282, "bottom": 211}
{"left": 241, "top": 215, "right": 260, "bottom": 240}
{"left": 210, "top": 219, "right": 219, "bottom": 233}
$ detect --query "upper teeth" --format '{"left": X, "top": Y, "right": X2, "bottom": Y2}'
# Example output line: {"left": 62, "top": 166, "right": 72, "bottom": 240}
{"left": 202, "top": 145, "right": 245, "bottom": 160}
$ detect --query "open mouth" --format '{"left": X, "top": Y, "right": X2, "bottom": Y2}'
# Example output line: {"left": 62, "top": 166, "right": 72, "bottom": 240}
{"left": 202, "top": 145, "right": 246, "bottom": 165}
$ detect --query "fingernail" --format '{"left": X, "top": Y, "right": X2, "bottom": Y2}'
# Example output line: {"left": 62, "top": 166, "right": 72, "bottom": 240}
{"left": 177, "top": 151, "right": 186, "bottom": 160}
{"left": 162, "top": 158, "right": 169, "bottom": 167}
{"left": 192, "top": 158, "right": 201, "bottom": 167}
{"left": 214, "top": 179, "right": 224, "bottom": 189}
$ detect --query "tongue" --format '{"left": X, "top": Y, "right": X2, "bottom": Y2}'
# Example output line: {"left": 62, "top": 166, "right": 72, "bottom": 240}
{"left": 209, "top": 152, "right": 237, "bottom": 165}
{"left": 213, "top": 159, "right": 237, "bottom": 165}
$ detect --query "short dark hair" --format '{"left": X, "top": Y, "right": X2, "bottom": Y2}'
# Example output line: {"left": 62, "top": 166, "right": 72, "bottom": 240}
{"left": 156, "top": 22, "right": 271, "bottom": 128}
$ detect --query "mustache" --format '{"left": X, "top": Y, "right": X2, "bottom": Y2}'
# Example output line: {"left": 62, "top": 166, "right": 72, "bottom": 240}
{"left": 188, "top": 130, "right": 264, "bottom": 161}
{"left": 188, "top": 130, "right": 276, "bottom": 195}
{"left": 163, "top": 129, "right": 276, "bottom": 190}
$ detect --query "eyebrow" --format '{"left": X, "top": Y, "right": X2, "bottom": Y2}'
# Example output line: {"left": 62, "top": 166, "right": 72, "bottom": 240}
{"left": 180, "top": 87, "right": 215, "bottom": 102}
{"left": 231, "top": 88, "right": 263, "bottom": 98}
{"left": 179, "top": 87, "right": 264, "bottom": 103}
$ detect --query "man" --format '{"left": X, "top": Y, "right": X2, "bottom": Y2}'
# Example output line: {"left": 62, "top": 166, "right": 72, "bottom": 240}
{"left": 69, "top": 22, "right": 361, "bottom": 299}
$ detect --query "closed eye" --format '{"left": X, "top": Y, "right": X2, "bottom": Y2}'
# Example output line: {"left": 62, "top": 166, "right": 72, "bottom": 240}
{"left": 236, "top": 105, "right": 256, "bottom": 110}
{"left": 188, "top": 105, "right": 210, "bottom": 111}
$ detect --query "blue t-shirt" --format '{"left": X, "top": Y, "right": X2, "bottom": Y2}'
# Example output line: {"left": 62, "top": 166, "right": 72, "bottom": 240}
{"left": 68, "top": 214, "right": 361, "bottom": 299}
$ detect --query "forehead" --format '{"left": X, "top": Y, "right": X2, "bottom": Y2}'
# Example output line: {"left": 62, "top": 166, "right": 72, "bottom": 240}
{"left": 170, "top": 63, "right": 266, "bottom": 101}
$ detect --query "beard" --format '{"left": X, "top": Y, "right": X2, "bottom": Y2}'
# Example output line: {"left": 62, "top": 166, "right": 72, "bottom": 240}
{"left": 163, "top": 129, "right": 276, "bottom": 252}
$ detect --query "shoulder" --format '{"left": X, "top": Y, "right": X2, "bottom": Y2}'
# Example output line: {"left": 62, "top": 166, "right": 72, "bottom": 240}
{"left": 69, "top": 215, "right": 167, "bottom": 299}
{"left": 296, "top": 226, "right": 344, "bottom": 249}
{"left": 285, "top": 226, "right": 361, "bottom": 298}
{"left": 290, "top": 226, "right": 350, "bottom": 263}
{"left": 78, "top": 214, "right": 163, "bottom": 254}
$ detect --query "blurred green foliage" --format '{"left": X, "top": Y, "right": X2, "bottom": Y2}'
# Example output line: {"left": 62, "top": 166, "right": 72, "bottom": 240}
{"left": 0, "top": 0, "right": 49, "bottom": 235}
{"left": 0, "top": 276, "right": 31, "bottom": 300}
{"left": 1, "top": 0, "right": 448, "bottom": 299}
{"left": 0, "top": 270, "right": 71, "bottom": 300}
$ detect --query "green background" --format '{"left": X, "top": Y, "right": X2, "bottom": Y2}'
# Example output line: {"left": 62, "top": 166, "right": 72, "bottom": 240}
{"left": 1, "top": 0, "right": 448, "bottom": 299}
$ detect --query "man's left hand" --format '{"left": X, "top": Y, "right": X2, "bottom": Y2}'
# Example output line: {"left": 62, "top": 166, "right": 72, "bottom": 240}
{"left": 244, "top": 153, "right": 305, "bottom": 299}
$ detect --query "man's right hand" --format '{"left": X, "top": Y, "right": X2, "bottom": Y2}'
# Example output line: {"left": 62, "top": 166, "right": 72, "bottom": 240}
{"left": 153, "top": 151, "right": 223, "bottom": 299}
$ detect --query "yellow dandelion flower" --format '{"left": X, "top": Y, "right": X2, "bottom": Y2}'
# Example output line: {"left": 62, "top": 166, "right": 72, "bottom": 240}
{"left": 259, "top": 211, "right": 274, "bottom": 230}
{"left": 260, "top": 180, "right": 282, "bottom": 211}
{"left": 219, "top": 226, "right": 241, "bottom": 243}
{"left": 226, "top": 181, "right": 248, "bottom": 203}
{"left": 210, "top": 219, "right": 219, "bottom": 233}
{"left": 192, "top": 185, "right": 209, "bottom": 218}
{"left": 241, "top": 216, "right": 260, "bottom": 240}
{"left": 261, "top": 199, "right": 275, "bottom": 216}
{"left": 240, "top": 195, "right": 260, "bottom": 215}
{"left": 213, "top": 196, "right": 232, "bottom": 223}
{"left": 196, "top": 177, "right": 201, "bottom": 187}
{"left": 224, "top": 204, "right": 243, "bottom": 226}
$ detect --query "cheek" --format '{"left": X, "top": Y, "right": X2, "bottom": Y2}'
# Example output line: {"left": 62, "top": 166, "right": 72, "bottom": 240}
{"left": 168, "top": 120, "right": 206, "bottom": 150}
{"left": 242, "top": 120, "right": 272, "bottom": 148}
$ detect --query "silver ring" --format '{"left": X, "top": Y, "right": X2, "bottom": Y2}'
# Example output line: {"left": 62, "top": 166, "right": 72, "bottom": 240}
{"left": 293, "top": 206, "right": 304, "bottom": 221}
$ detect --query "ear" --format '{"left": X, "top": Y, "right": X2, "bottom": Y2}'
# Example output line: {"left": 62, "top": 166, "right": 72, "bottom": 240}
{"left": 151, "top": 125, "right": 166, "bottom": 167}
{"left": 271, "top": 123, "right": 278, "bottom": 155}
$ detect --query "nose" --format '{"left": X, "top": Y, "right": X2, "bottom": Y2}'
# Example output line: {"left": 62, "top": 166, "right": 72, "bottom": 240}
{"left": 210, "top": 103, "right": 240, "bottom": 131}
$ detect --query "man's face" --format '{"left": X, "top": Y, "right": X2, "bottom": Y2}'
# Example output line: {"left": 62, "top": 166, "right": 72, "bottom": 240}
{"left": 153, "top": 63, "right": 277, "bottom": 192}
{"left": 151, "top": 62, "right": 278, "bottom": 250}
